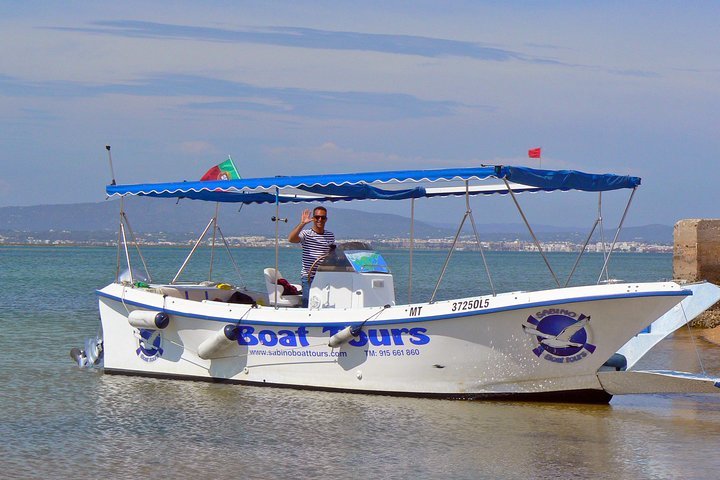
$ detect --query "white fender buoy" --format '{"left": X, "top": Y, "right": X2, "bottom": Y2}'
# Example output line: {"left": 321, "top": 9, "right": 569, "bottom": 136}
{"left": 197, "top": 325, "right": 239, "bottom": 360}
{"left": 128, "top": 310, "right": 170, "bottom": 329}
{"left": 328, "top": 326, "right": 360, "bottom": 348}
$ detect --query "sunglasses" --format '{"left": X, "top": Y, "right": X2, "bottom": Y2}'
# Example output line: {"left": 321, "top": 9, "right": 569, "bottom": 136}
{"left": 313, "top": 215, "right": 327, "bottom": 220}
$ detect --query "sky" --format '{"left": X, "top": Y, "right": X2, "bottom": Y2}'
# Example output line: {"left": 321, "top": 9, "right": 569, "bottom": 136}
{"left": 1, "top": 1, "right": 718, "bottom": 228}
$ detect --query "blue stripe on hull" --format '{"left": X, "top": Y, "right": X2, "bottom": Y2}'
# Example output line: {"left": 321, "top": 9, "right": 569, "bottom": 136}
{"left": 96, "top": 287, "right": 690, "bottom": 328}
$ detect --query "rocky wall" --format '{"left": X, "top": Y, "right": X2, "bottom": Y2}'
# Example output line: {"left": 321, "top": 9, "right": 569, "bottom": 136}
{"left": 674, "top": 219, "right": 720, "bottom": 328}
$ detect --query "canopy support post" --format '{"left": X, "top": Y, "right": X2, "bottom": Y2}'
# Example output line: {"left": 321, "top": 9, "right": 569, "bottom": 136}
{"left": 503, "top": 179, "right": 560, "bottom": 287}
{"left": 465, "top": 182, "right": 496, "bottom": 296}
{"left": 172, "top": 216, "right": 215, "bottom": 284}
{"left": 115, "top": 197, "right": 124, "bottom": 283}
{"left": 114, "top": 196, "right": 152, "bottom": 284}
{"left": 119, "top": 221, "right": 132, "bottom": 283}
{"left": 597, "top": 192, "right": 610, "bottom": 283}
{"left": 273, "top": 188, "right": 280, "bottom": 309}
{"left": 215, "top": 224, "right": 246, "bottom": 288}
{"left": 430, "top": 181, "right": 495, "bottom": 302}
{"left": 430, "top": 211, "right": 467, "bottom": 303}
{"left": 597, "top": 187, "right": 637, "bottom": 284}
{"left": 565, "top": 192, "right": 604, "bottom": 287}
{"left": 564, "top": 218, "right": 599, "bottom": 287}
{"left": 208, "top": 202, "right": 220, "bottom": 281}
{"left": 120, "top": 210, "right": 152, "bottom": 283}
{"left": 408, "top": 197, "right": 415, "bottom": 304}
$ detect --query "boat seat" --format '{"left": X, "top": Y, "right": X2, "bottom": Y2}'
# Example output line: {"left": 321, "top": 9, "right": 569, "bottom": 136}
{"left": 263, "top": 268, "right": 302, "bottom": 307}
{"left": 146, "top": 285, "right": 238, "bottom": 302}
{"left": 147, "top": 286, "right": 185, "bottom": 299}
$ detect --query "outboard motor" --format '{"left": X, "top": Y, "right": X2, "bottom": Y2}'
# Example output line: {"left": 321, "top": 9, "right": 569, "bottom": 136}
{"left": 70, "top": 335, "right": 103, "bottom": 368}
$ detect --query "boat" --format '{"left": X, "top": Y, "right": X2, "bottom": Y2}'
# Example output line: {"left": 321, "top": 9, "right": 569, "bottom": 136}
{"left": 75, "top": 162, "right": 720, "bottom": 403}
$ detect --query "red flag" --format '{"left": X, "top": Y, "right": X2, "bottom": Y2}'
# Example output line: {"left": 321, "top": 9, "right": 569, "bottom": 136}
{"left": 528, "top": 147, "right": 541, "bottom": 159}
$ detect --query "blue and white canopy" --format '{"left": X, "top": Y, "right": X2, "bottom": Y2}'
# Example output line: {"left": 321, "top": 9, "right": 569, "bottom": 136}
{"left": 106, "top": 165, "right": 641, "bottom": 204}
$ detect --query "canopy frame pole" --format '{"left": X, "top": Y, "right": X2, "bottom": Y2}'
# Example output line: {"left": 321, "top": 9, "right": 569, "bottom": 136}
{"left": 120, "top": 221, "right": 132, "bottom": 284}
{"left": 431, "top": 181, "right": 495, "bottom": 303}
{"left": 274, "top": 188, "right": 280, "bottom": 309}
{"left": 597, "top": 187, "right": 637, "bottom": 284}
{"left": 115, "top": 197, "right": 124, "bottom": 283}
{"left": 215, "top": 224, "right": 246, "bottom": 288}
{"left": 465, "top": 182, "right": 496, "bottom": 296}
{"left": 564, "top": 192, "right": 604, "bottom": 287}
{"left": 208, "top": 202, "right": 220, "bottom": 281}
{"left": 430, "top": 211, "right": 467, "bottom": 303}
{"left": 503, "top": 178, "right": 560, "bottom": 287}
{"left": 171, "top": 217, "right": 215, "bottom": 284}
{"left": 564, "top": 217, "right": 599, "bottom": 287}
{"left": 114, "top": 196, "right": 152, "bottom": 284}
{"left": 596, "top": 192, "right": 611, "bottom": 283}
{"left": 408, "top": 197, "right": 415, "bottom": 304}
{"left": 120, "top": 210, "right": 152, "bottom": 283}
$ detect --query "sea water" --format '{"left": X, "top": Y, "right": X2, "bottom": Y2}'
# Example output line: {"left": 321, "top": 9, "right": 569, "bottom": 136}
{"left": 1, "top": 245, "right": 719, "bottom": 479}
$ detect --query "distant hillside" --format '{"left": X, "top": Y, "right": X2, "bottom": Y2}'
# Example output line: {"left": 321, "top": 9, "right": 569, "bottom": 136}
{"left": 0, "top": 200, "right": 674, "bottom": 244}
{"left": 0, "top": 199, "right": 451, "bottom": 239}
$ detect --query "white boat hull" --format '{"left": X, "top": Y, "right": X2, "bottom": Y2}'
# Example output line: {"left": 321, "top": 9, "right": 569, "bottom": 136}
{"left": 96, "top": 281, "right": 701, "bottom": 401}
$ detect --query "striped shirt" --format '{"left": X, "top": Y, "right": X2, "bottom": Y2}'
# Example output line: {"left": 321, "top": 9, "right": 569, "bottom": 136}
{"left": 299, "top": 228, "right": 335, "bottom": 279}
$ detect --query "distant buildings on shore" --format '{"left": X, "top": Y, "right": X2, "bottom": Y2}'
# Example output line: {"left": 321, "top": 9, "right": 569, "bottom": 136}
{"left": 370, "top": 237, "right": 671, "bottom": 253}
{"left": 0, "top": 232, "right": 672, "bottom": 253}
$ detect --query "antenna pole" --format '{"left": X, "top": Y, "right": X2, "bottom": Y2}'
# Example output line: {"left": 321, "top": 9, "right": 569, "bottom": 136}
{"left": 105, "top": 145, "right": 117, "bottom": 185}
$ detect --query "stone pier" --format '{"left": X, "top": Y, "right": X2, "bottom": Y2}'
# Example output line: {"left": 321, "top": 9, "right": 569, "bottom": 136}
{"left": 673, "top": 219, "right": 720, "bottom": 328}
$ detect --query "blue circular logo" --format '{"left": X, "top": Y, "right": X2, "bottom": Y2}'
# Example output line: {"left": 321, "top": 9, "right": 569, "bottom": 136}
{"left": 523, "top": 311, "right": 596, "bottom": 362}
{"left": 136, "top": 328, "right": 164, "bottom": 362}
{"left": 533, "top": 314, "right": 588, "bottom": 356}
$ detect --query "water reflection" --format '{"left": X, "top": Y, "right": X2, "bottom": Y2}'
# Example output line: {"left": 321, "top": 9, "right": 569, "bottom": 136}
{"left": 45, "top": 331, "right": 715, "bottom": 479}
{"left": 2, "top": 339, "right": 719, "bottom": 479}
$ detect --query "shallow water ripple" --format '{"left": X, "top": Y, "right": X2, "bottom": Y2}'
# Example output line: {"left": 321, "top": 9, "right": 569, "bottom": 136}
{"left": 1, "top": 246, "right": 719, "bottom": 479}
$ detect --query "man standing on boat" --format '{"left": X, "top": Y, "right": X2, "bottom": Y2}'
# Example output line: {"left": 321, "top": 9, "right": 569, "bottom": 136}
{"left": 288, "top": 206, "right": 335, "bottom": 307}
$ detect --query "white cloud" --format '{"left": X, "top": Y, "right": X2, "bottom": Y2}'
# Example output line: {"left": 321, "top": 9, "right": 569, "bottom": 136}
{"left": 176, "top": 140, "right": 220, "bottom": 155}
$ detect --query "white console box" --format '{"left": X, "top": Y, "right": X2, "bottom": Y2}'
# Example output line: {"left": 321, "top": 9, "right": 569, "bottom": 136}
{"left": 309, "top": 271, "right": 395, "bottom": 309}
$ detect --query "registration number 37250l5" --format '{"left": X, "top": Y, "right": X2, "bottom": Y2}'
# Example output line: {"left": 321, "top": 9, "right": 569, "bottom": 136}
{"left": 451, "top": 298, "right": 490, "bottom": 312}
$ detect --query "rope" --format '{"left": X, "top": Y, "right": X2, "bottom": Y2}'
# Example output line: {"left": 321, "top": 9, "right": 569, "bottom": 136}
{"left": 120, "top": 284, "right": 131, "bottom": 314}
{"left": 353, "top": 304, "right": 390, "bottom": 332}
{"left": 682, "top": 303, "right": 706, "bottom": 374}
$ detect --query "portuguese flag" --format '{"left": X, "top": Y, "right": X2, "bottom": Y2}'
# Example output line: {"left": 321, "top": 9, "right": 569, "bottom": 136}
{"left": 200, "top": 157, "right": 240, "bottom": 181}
